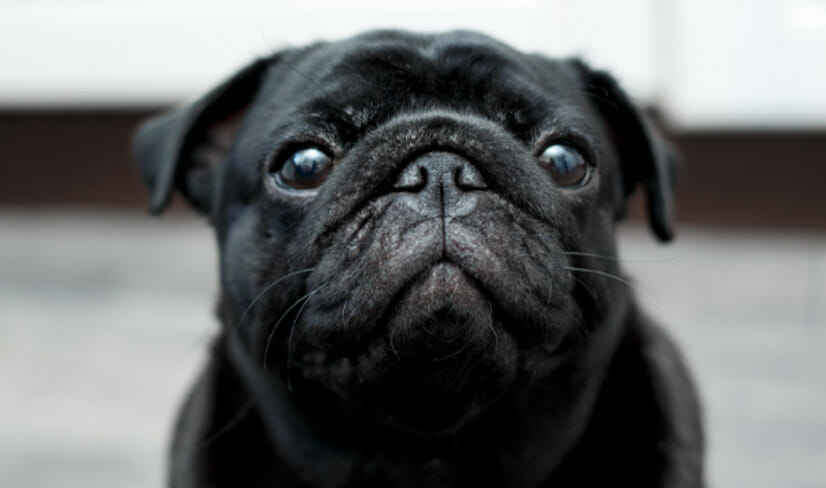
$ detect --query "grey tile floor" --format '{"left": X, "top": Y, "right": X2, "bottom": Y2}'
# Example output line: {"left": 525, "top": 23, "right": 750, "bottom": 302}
{"left": 0, "top": 211, "right": 824, "bottom": 488}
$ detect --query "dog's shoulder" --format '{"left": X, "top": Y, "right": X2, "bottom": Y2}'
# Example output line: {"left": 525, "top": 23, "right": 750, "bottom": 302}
{"left": 169, "top": 340, "right": 293, "bottom": 488}
{"left": 550, "top": 307, "right": 704, "bottom": 487}
{"left": 627, "top": 310, "right": 705, "bottom": 487}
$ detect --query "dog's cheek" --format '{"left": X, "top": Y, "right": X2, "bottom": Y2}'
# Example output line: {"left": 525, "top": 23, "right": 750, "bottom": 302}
{"left": 560, "top": 170, "right": 617, "bottom": 253}
{"left": 219, "top": 207, "right": 273, "bottom": 321}
{"left": 586, "top": 170, "right": 624, "bottom": 267}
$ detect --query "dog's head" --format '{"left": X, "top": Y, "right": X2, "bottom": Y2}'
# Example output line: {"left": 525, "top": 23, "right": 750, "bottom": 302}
{"left": 135, "top": 30, "right": 675, "bottom": 435}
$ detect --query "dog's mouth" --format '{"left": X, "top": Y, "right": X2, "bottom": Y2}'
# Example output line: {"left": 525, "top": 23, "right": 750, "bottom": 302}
{"left": 283, "top": 254, "right": 563, "bottom": 433}
{"left": 270, "top": 196, "right": 572, "bottom": 434}
{"left": 381, "top": 260, "right": 495, "bottom": 346}
{"left": 290, "top": 259, "right": 522, "bottom": 434}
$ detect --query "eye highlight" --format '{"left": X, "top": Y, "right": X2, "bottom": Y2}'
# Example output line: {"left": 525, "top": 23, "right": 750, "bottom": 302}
{"left": 537, "top": 143, "right": 591, "bottom": 188}
{"left": 270, "top": 147, "right": 333, "bottom": 191}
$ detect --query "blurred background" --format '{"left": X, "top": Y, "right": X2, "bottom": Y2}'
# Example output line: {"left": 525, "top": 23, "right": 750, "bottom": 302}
{"left": 0, "top": 0, "right": 824, "bottom": 487}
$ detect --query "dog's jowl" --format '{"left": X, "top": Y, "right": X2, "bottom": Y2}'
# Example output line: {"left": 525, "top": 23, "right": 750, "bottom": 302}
{"left": 134, "top": 30, "right": 703, "bottom": 488}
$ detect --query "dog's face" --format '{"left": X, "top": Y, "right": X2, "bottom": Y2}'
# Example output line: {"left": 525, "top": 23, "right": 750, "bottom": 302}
{"left": 135, "top": 30, "right": 675, "bottom": 435}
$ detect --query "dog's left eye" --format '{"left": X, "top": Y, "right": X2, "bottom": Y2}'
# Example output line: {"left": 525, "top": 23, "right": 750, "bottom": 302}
{"left": 270, "top": 147, "right": 333, "bottom": 191}
{"left": 537, "top": 144, "right": 591, "bottom": 188}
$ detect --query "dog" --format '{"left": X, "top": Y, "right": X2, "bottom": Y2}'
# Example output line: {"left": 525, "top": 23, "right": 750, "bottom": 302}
{"left": 134, "top": 30, "right": 703, "bottom": 488}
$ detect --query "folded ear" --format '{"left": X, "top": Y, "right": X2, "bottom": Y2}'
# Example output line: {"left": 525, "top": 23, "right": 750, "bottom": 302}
{"left": 133, "top": 56, "right": 274, "bottom": 215}
{"left": 569, "top": 60, "right": 679, "bottom": 242}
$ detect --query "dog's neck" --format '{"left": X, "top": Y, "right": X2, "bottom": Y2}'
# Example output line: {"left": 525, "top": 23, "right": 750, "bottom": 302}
{"left": 222, "top": 292, "right": 631, "bottom": 488}
{"left": 225, "top": 330, "right": 359, "bottom": 487}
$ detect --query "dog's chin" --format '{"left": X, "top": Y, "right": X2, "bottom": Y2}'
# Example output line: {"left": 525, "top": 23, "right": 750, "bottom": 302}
{"left": 292, "top": 262, "right": 521, "bottom": 435}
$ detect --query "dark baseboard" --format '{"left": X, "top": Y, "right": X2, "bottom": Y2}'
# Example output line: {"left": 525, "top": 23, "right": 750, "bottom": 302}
{"left": 0, "top": 110, "right": 151, "bottom": 208}
{"left": 667, "top": 130, "right": 826, "bottom": 230}
{"left": 1, "top": 110, "right": 824, "bottom": 230}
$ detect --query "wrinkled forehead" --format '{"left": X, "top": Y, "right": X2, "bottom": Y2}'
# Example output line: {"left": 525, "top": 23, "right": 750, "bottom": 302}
{"left": 254, "top": 31, "right": 595, "bottom": 137}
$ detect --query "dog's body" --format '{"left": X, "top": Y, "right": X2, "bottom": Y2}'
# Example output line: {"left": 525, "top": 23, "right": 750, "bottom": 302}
{"left": 135, "top": 30, "right": 703, "bottom": 487}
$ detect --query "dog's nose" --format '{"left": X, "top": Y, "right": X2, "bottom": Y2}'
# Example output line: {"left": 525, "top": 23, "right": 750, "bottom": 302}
{"left": 393, "top": 151, "right": 487, "bottom": 218}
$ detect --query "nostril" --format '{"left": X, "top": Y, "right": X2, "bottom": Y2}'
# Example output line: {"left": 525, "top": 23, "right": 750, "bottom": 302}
{"left": 393, "top": 151, "right": 487, "bottom": 194}
{"left": 393, "top": 151, "right": 485, "bottom": 218}
{"left": 393, "top": 165, "right": 428, "bottom": 192}
{"left": 455, "top": 165, "right": 487, "bottom": 191}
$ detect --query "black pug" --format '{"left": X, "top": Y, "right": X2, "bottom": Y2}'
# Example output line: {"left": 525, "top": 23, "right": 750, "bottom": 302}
{"left": 134, "top": 30, "right": 703, "bottom": 488}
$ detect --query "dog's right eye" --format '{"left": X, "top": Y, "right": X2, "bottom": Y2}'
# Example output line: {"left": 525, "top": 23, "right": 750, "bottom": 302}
{"left": 269, "top": 147, "right": 333, "bottom": 192}
{"left": 537, "top": 143, "right": 591, "bottom": 188}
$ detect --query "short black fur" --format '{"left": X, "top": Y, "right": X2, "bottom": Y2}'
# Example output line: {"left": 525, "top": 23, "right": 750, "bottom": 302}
{"left": 134, "top": 30, "right": 703, "bottom": 488}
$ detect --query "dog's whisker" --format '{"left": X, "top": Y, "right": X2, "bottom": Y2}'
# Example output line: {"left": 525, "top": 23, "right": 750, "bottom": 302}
{"left": 568, "top": 275, "right": 601, "bottom": 315}
{"left": 262, "top": 283, "right": 326, "bottom": 370}
{"left": 389, "top": 327, "right": 401, "bottom": 360}
{"left": 578, "top": 86, "right": 620, "bottom": 110}
{"left": 446, "top": 351, "right": 475, "bottom": 389}
{"left": 562, "top": 265, "right": 635, "bottom": 286}
{"left": 285, "top": 285, "right": 326, "bottom": 392}
{"left": 563, "top": 251, "right": 678, "bottom": 263}
{"left": 421, "top": 325, "right": 454, "bottom": 345}
{"left": 570, "top": 316, "right": 591, "bottom": 346}
{"left": 195, "top": 399, "right": 253, "bottom": 449}
{"left": 235, "top": 266, "right": 318, "bottom": 333}
{"left": 485, "top": 300, "right": 500, "bottom": 361}
{"left": 562, "top": 266, "right": 659, "bottom": 308}
{"left": 433, "top": 341, "right": 471, "bottom": 362}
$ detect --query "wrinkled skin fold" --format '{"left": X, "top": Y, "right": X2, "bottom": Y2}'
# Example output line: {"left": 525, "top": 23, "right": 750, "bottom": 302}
{"left": 134, "top": 30, "right": 703, "bottom": 488}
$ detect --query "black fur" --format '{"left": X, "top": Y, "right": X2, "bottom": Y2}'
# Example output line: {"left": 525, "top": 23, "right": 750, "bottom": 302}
{"left": 134, "top": 30, "right": 703, "bottom": 487}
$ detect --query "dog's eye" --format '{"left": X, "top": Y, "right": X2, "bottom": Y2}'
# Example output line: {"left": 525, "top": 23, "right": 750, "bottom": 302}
{"left": 271, "top": 148, "right": 333, "bottom": 191}
{"left": 537, "top": 144, "right": 590, "bottom": 188}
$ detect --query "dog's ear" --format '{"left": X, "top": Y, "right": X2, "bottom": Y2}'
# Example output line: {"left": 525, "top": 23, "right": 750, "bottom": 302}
{"left": 133, "top": 56, "right": 274, "bottom": 215}
{"left": 569, "top": 60, "right": 678, "bottom": 242}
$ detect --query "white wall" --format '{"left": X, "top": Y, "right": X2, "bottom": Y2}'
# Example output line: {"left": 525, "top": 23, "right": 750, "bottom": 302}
{"left": 661, "top": 0, "right": 826, "bottom": 129}
{"left": 1, "top": 0, "right": 824, "bottom": 129}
